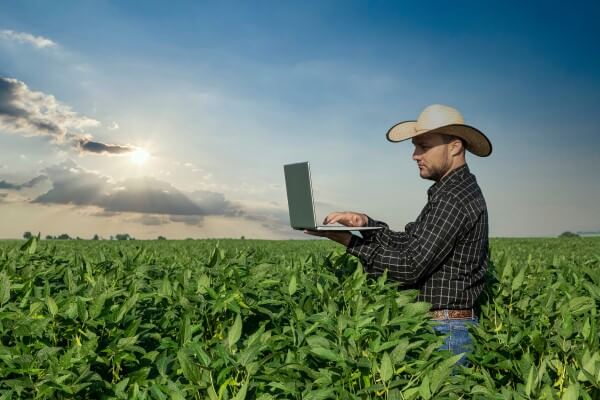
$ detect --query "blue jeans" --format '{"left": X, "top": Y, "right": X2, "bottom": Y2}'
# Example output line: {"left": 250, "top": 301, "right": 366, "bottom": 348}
{"left": 431, "top": 316, "right": 478, "bottom": 367}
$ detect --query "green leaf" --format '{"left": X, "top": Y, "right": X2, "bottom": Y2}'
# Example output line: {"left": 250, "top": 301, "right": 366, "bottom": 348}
{"left": 20, "top": 234, "right": 38, "bottom": 254}
{"left": 561, "top": 384, "right": 579, "bottom": 400}
{"left": 582, "top": 317, "right": 591, "bottom": 340}
{"left": 306, "top": 335, "right": 330, "bottom": 348}
{"left": 177, "top": 349, "right": 201, "bottom": 384}
{"left": 228, "top": 313, "right": 243, "bottom": 348}
{"left": 288, "top": 274, "right": 297, "bottom": 296}
{"left": 234, "top": 381, "right": 248, "bottom": 400}
{"left": 159, "top": 275, "right": 172, "bottom": 297}
{"left": 310, "top": 347, "right": 341, "bottom": 362}
{"left": 117, "top": 336, "right": 139, "bottom": 349}
{"left": 403, "top": 301, "right": 431, "bottom": 316}
{"left": 150, "top": 385, "right": 167, "bottom": 400}
{"left": 380, "top": 352, "right": 393, "bottom": 382}
{"left": 568, "top": 296, "right": 593, "bottom": 314}
{"left": 419, "top": 374, "right": 432, "bottom": 400}
{"left": 429, "top": 353, "right": 463, "bottom": 394}
{"left": 47, "top": 296, "right": 58, "bottom": 317}
{"left": 525, "top": 364, "right": 535, "bottom": 397}
{"left": 208, "top": 246, "right": 220, "bottom": 267}
{"left": 303, "top": 388, "right": 336, "bottom": 400}
{"left": 114, "top": 378, "right": 129, "bottom": 399}
{"left": 0, "top": 273, "right": 10, "bottom": 305}
{"left": 115, "top": 293, "right": 139, "bottom": 322}
{"left": 511, "top": 267, "right": 526, "bottom": 291}
{"left": 207, "top": 385, "right": 218, "bottom": 400}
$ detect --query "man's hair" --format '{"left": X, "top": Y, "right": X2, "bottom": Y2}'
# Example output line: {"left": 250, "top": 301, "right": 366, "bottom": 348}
{"left": 441, "top": 134, "right": 467, "bottom": 153}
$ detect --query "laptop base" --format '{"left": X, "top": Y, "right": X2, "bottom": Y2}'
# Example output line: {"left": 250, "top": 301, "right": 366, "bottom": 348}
{"left": 299, "top": 226, "right": 382, "bottom": 231}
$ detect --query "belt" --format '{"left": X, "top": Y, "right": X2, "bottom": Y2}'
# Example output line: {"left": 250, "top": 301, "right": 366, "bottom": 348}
{"left": 429, "top": 309, "right": 476, "bottom": 320}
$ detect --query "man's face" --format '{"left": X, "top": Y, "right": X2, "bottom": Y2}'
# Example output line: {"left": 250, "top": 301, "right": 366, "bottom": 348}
{"left": 411, "top": 133, "right": 452, "bottom": 181}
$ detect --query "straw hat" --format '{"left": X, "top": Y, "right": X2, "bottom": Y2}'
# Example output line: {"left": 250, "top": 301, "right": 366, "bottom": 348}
{"left": 386, "top": 104, "right": 492, "bottom": 157}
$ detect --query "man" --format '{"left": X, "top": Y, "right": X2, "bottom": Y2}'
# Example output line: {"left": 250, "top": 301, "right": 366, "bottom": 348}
{"left": 305, "top": 104, "right": 492, "bottom": 365}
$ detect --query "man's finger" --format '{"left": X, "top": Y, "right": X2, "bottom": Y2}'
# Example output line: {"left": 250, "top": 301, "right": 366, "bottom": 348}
{"left": 328, "top": 216, "right": 341, "bottom": 225}
{"left": 323, "top": 212, "right": 340, "bottom": 224}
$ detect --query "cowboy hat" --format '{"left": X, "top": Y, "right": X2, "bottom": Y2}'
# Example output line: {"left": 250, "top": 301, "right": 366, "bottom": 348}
{"left": 386, "top": 104, "right": 492, "bottom": 157}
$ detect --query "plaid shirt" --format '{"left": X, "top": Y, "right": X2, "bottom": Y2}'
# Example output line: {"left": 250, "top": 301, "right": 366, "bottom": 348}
{"left": 346, "top": 164, "right": 489, "bottom": 310}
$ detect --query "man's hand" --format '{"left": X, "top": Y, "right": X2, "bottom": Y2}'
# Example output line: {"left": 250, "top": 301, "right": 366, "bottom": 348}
{"left": 304, "top": 229, "right": 352, "bottom": 246}
{"left": 323, "top": 211, "right": 368, "bottom": 227}
{"left": 303, "top": 211, "right": 368, "bottom": 245}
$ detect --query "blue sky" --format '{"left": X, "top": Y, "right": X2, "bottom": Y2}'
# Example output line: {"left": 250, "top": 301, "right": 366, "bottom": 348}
{"left": 0, "top": 1, "right": 598, "bottom": 238}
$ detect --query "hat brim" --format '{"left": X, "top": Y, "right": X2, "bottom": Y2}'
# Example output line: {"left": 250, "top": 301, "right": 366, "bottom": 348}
{"left": 386, "top": 121, "right": 492, "bottom": 157}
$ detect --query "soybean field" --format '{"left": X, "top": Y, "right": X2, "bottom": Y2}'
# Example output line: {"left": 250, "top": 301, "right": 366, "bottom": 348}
{"left": 0, "top": 237, "right": 598, "bottom": 399}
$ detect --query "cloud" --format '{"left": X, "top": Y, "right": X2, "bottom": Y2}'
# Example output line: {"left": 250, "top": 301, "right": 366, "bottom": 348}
{"left": 33, "top": 161, "right": 111, "bottom": 206}
{"left": 130, "top": 214, "right": 170, "bottom": 226}
{"left": 102, "top": 177, "right": 208, "bottom": 215}
{"left": 90, "top": 210, "right": 120, "bottom": 218}
{"left": 0, "top": 77, "right": 135, "bottom": 156}
{"left": 242, "top": 207, "right": 298, "bottom": 236}
{"left": 0, "top": 30, "right": 56, "bottom": 48}
{"left": 23, "top": 160, "right": 295, "bottom": 235}
{"left": 0, "top": 175, "right": 47, "bottom": 190}
{"left": 169, "top": 215, "right": 204, "bottom": 226}
{"left": 31, "top": 160, "right": 243, "bottom": 220}
{"left": 188, "top": 190, "right": 240, "bottom": 216}
{"left": 0, "top": 77, "right": 99, "bottom": 141}
{"left": 127, "top": 213, "right": 205, "bottom": 227}
{"left": 78, "top": 139, "right": 134, "bottom": 154}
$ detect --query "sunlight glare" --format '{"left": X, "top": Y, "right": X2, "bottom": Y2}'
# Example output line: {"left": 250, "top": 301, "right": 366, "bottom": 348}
{"left": 130, "top": 148, "right": 150, "bottom": 165}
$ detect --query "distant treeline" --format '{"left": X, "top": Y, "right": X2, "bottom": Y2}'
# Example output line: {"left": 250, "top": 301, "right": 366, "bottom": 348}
{"left": 23, "top": 232, "right": 168, "bottom": 241}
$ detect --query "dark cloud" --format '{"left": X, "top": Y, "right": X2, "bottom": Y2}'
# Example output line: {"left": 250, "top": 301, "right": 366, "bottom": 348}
{"left": 188, "top": 190, "right": 240, "bottom": 216}
{"left": 169, "top": 215, "right": 204, "bottom": 226}
{"left": 0, "top": 181, "right": 18, "bottom": 190}
{"left": 132, "top": 214, "right": 170, "bottom": 226}
{"left": 79, "top": 139, "right": 134, "bottom": 155}
{"left": 90, "top": 210, "right": 120, "bottom": 218}
{"left": 0, "top": 77, "right": 98, "bottom": 141}
{"left": 0, "top": 175, "right": 47, "bottom": 190}
{"left": 19, "top": 159, "right": 294, "bottom": 236}
{"left": 101, "top": 177, "right": 207, "bottom": 215}
{"left": 33, "top": 160, "right": 111, "bottom": 206}
{"left": 32, "top": 160, "right": 242, "bottom": 220}
{"left": 0, "top": 77, "right": 134, "bottom": 156}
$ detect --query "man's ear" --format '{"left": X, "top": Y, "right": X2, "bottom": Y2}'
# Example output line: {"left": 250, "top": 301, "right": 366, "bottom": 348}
{"left": 449, "top": 138, "right": 464, "bottom": 157}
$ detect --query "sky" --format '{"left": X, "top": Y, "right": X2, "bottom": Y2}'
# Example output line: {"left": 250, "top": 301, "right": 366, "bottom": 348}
{"left": 0, "top": 1, "right": 599, "bottom": 239}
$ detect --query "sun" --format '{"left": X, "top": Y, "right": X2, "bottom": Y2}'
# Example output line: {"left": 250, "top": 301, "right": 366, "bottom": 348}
{"left": 130, "top": 148, "right": 150, "bottom": 165}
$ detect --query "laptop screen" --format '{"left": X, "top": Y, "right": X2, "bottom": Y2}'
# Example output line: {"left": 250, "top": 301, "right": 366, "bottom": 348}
{"left": 284, "top": 162, "right": 317, "bottom": 229}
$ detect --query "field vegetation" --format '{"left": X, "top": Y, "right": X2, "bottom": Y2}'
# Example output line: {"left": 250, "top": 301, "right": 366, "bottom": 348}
{"left": 0, "top": 237, "right": 598, "bottom": 399}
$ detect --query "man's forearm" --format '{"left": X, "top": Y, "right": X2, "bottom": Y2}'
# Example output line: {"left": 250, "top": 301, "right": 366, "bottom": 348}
{"left": 362, "top": 216, "right": 411, "bottom": 249}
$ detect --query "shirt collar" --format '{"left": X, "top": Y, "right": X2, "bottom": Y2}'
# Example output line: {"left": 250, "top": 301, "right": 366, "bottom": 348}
{"left": 427, "top": 164, "right": 470, "bottom": 200}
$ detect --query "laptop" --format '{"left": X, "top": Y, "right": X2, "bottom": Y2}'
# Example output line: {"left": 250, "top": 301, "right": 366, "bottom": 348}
{"left": 283, "top": 161, "right": 382, "bottom": 231}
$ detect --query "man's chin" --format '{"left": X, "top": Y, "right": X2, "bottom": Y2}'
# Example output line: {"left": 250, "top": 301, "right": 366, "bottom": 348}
{"left": 419, "top": 168, "right": 436, "bottom": 181}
